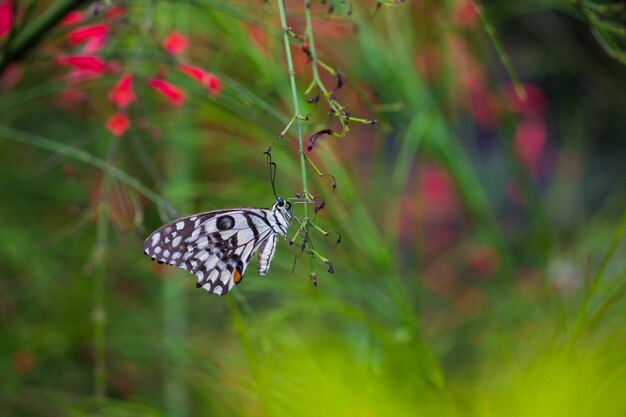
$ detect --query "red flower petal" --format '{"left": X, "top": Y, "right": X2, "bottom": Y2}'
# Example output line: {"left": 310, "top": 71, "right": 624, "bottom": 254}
{"left": 0, "top": 63, "right": 22, "bottom": 90}
{"left": 81, "top": 35, "right": 107, "bottom": 54}
{"left": 105, "top": 113, "right": 130, "bottom": 137}
{"left": 62, "top": 11, "right": 85, "bottom": 25}
{"left": 108, "top": 74, "right": 136, "bottom": 109}
{"left": 453, "top": 0, "right": 480, "bottom": 29}
{"left": 104, "top": 5, "right": 125, "bottom": 19}
{"left": 12, "top": 350, "right": 35, "bottom": 375}
{"left": 205, "top": 72, "right": 222, "bottom": 96}
{"left": 147, "top": 77, "right": 185, "bottom": 106}
{"left": 162, "top": 32, "right": 188, "bottom": 56}
{"left": 176, "top": 63, "right": 222, "bottom": 96}
{"left": 177, "top": 63, "right": 206, "bottom": 84}
{"left": 56, "top": 88, "right": 86, "bottom": 108}
{"left": 56, "top": 55, "right": 108, "bottom": 73}
{"left": 0, "top": 0, "right": 13, "bottom": 38}
{"left": 515, "top": 117, "right": 546, "bottom": 177}
{"left": 68, "top": 23, "right": 108, "bottom": 46}
{"left": 505, "top": 83, "right": 547, "bottom": 117}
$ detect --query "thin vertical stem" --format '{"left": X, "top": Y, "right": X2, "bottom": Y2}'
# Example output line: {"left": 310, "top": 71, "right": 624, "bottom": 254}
{"left": 477, "top": 4, "right": 526, "bottom": 100}
{"left": 303, "top": 3, "right": 345, "bottom": 122}
{"left": 303, "top": 3, "right": 323, "bottom": 92}
{"left": 277, "top": 0, "right": 309, "bottom": 208}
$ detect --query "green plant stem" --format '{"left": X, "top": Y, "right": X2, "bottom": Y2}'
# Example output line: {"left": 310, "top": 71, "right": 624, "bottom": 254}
{"left": 0, "top": 0, "right": 91, "bottom": 74}
{"left": 303, "top": 5, "right": 324, "bottom": 92}
{"left": 276, "top": 0, "right": 309, "bottom": 209}
{"left": 303, "top": 4, "right": 345, "bottom": 120}
{"left": 478, "top": 5, "right": 526, "bottom": 100}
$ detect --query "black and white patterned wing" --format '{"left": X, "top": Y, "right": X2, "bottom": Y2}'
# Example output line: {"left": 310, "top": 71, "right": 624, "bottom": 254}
{"left": 257, "top": 233, "right": 277, "bottom": 276}
{"left": 143, "top": 209, "right": 276, "bottom": 296}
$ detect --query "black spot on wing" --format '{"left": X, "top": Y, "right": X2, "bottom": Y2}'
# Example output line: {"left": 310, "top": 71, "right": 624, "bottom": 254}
{"left": 216, "top": 215, "right": 235, "bottom": 230}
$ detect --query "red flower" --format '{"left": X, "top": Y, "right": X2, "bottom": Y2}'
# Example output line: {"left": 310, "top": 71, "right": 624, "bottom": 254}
{"left": 176, "top": 63, "right": 222, "bottom": 96}
{"left": 105, "top": 113, "right": 130, "bottom": 137}
{"left": 469, "top": 85, "right": 499, "bottom": 129}
{"left": 108, "top": 74, "right": 135, "bottom": 108}
{"left": 56, "top": 55, "right": 108, "bottom": 73}
{"left": 147, "top": 77, "right": 185, "bottom": 106}
{"left": 104, "top": 5, "right": 125, "bottom": 19}
{"left": 68, "top": 24, "right": 108, "bottom": 46}
{"left": 247, "top": 23, "right": 269, "bottom": 55}
{"left": 162, "top": 32, "right": 189, "bottom": 55}
{"left": 177, "top": 63, "right": 205, "bottom": 83}
{"left": 0, "top": 63, "right": 22, "bottom": 90}
{"left": 12, "top": 350, "right": 35, "bottom": 375}
{"left": 515, "top": 117, "right": 546, "bottom": 176}
{"left": 466, "top": 245, "right": 499, "bottom": 278}
{"left": 420, "top": 165, "right": 458, "bottom": 218}
{"left": 62, "top": 10, "right": 85, "bottom": 25}
{"left": 453, "top": 0, "right": 480, "bottom": 29}
{"left": 205, "top": 72, "right": 222, "bottom": 96}
{"left": 82, "top": 36, "right": 107, "bottom": 54}
{"left": 505, "top": 83, "right": 547, "bottom": 117}
{"left": 55, "top": 88, "right": 86, "bottom": 109}
{"left": 0, "top": 0, "right": 13, "bottom": 38}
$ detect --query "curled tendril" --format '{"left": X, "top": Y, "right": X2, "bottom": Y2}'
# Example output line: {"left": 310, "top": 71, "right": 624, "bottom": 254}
{"left": 307, "top": 128, "right": 333, "bottom": 151}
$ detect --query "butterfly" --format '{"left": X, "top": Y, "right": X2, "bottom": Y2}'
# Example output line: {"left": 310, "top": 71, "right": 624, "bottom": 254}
{"left": 143, "top": 197, "right": 293, "bottom": 295}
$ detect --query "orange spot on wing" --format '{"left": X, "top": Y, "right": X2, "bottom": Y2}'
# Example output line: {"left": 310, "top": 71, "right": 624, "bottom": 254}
{"left": 233, "top": 270, "right": 242, "bottom": 284}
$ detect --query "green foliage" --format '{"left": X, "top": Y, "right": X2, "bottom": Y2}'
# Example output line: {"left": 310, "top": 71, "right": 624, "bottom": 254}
{"left": 1, "top": 1, "right": 625, "bottom": 416}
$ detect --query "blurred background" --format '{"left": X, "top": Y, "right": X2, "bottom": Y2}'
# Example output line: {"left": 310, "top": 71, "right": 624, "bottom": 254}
{"left": 1, "top": 0, "right": 625, "bottom": 416}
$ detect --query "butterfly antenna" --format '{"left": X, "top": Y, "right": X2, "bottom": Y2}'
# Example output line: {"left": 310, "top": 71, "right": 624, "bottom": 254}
{"left": 264, "top": 151, "right": 278, "bottom": 199}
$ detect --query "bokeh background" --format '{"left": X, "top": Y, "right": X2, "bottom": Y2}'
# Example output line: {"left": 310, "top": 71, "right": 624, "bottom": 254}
{"left": 1, "top": 0, "right": 626, "bottom": 416}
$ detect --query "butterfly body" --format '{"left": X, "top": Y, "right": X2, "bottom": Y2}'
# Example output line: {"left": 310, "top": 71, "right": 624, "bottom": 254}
{"left": 144, "top": 198, "right": 292, "bottom": 295}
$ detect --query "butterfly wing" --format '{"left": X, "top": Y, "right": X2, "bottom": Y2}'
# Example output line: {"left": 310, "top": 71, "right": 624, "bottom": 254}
{"left": 143, "top": 208, "right": 276, "bottom": 295}
{"left": 257, "top": 233, "right": 277, "bottom": 276}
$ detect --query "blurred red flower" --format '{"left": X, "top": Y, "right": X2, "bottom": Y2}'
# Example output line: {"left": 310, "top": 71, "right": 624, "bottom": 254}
{"left": 466, "top": 244, "right": 500, "bottom": 278}
{"left": 421, "top": 164, "right": 458, "bottom": 218}
{"left": 162, "top": 32, "right": 188, "bottom": 56}
{"left": 147, "top": 77, "right": 185, "bottom": 106}
{"left": 505, "top": 83, "right": 547, "bottom": 117}
{"left": 12, "top": 350, "right": 35, "bottom": 375}
{"left": 104, "top": 5, "right": 125, "bottom": 19}
{"left": 453, "top": 0, "right": 480, "bottom": 29}
{"left": 176, "top": 63, "right": 205, "bottom": 83}
{"left": 106, "top": 112, "right": 130, "bottom": 137}
{"left": 62, "top": 10, "right": 85, "bottom": 25}
{"left": 0, "top": 0, "right": 13, "bottom": 38}
{"left": 205, "top": 72, "right": 222, "bottom": 96}
{"left": 246, "top": 23, "right": 270, "bottom": 55}
{"left": 0, "top": 63, "right": 22, "bottom": 90}
{"left": 82, "top": 36, "right": 107, "bottom": 54}
{"left": 515, "top": 117, "right": 547, "bottom": 176}
{"left": 108, "top": 74, "right": 135, "bottom": 109}
{"left": 176, "top": 63, "right": 222, "bottom": 96}
{"left": 56, "top": 55, "right": 108, "bottom": 74}
{"left": 469, "top": 85, "right": 499, "bottom": 129}
{"left": 68, "top": 24, "right": 108, "bottom": 46}
{"left": 55, "top": 88, "right": 86, "bottom": 109}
